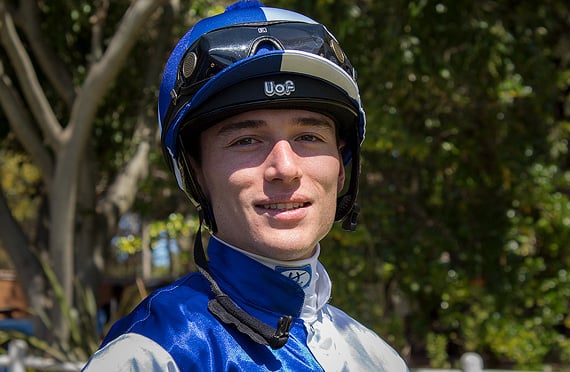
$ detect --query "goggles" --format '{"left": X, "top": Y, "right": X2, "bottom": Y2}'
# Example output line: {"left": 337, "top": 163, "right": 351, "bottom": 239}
{"left": 169, "top": 21, "right": 356, "bottom": 105}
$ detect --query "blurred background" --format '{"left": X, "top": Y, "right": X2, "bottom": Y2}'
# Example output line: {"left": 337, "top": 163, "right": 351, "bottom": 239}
{"left": 0, "top": 0, "right": 568, "bottom": 370}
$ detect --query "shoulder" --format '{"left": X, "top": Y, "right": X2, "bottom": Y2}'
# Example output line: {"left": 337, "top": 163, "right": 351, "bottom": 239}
{"left": 83, "top": 333, "right": 179, "bottom": 372}
{"left": 92, "top": 273, "right": 219, "bottom": 369}
{"left": 102, "top": 272, "right": 212, "bottom": 346}
{"left": 320, "top": 304, "right": 409, "bottom": 371}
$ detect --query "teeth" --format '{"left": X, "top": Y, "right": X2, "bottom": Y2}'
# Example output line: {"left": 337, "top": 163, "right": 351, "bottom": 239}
{"left": 263, "top": 202, "right": 304, "bottom": 210}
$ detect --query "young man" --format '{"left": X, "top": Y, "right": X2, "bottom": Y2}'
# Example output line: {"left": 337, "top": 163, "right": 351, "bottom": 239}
{"left": 83, "top": 1, "right": 408, "bottom": 371}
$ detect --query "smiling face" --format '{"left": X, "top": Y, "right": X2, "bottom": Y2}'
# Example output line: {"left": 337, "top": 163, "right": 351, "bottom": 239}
{"left": 192, "top": 109, "right": 345, "bottom": 261}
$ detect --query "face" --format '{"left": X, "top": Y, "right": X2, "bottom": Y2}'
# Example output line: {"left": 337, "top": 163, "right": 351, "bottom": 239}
{"left": 193, "top": 109, "right": 345, "bottom": 261}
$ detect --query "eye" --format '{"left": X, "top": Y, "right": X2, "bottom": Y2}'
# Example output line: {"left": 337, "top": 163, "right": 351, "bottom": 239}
{"left": 230, "top": 137, "right": 259, "bottom": 146}
{"left": 297, "top": 134, "right": 322, "bottom": 142}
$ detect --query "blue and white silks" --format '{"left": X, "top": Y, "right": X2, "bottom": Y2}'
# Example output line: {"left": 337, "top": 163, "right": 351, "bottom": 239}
{"left": 83, "top": 237, "right": 408, "bottom": 371}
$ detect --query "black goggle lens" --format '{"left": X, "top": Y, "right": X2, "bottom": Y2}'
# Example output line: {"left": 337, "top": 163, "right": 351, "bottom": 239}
{"left": 178, "top": 22, "right": 353, "bottom": 89}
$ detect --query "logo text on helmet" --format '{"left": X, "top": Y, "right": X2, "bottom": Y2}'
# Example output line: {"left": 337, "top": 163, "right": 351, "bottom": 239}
{"left": 264, "top": 80, "right": 295, "bottom": 97}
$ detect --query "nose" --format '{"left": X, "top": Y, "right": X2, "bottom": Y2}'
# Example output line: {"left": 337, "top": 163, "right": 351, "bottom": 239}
{"left": 264, "top": 140, "right": 302, "bottom": 183}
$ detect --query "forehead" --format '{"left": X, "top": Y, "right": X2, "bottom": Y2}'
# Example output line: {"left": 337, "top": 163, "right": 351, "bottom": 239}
{"left": 209, "top": 109, "right": 336, "bottom": 136}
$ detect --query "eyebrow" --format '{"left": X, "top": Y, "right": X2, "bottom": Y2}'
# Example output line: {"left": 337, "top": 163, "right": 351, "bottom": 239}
{"left": 216, "top": 119, "right": 264, "bottom": 136}
{"left": 215, "top": 116, "right": 335, "bottom": 136}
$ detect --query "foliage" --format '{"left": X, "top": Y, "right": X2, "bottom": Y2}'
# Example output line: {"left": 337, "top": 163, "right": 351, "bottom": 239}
{"left": 0, "top": 149, "right": 41, "bottom": 235}
{"left": 270, "top": 0, "right": 570, "bottom": 368}
{"left": 111, "top": 213, "right": 198, "bottom": 277}
{"left": 426, "top": 332, "right": 451, "bottom": 369}
{"left": 0, "top": 253, "right": 99, "bottom": 362}
{"left": 0, "top": 247, "right": 151, "bottom": 364}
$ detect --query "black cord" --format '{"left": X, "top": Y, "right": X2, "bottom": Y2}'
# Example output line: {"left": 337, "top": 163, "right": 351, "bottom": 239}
{"left": 193, "top": 218, "right": 293, "bottom": 349}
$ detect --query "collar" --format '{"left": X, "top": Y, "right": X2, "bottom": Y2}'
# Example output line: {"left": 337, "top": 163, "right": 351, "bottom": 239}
{"left": 218, "top": 236, "right": 320, "bottom": 288}
{"left": 217, "top": 238, "right": 332, "bottom": 321}
{"left": 207, "top": 236, "right": 306, "bottom": 318}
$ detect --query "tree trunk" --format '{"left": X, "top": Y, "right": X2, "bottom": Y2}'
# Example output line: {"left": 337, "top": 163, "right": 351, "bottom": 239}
{"left": 0, "top": 0, "right": 170, "bottom": 345}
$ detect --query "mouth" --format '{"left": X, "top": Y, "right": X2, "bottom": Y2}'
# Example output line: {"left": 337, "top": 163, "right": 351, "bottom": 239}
{"left": 259, "top": 202, "right": 309, "bottom": 210}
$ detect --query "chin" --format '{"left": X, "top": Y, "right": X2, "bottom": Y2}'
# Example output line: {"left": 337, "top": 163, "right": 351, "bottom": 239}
{"left": 257, "top": 236, "right": 317, "bottom": 260}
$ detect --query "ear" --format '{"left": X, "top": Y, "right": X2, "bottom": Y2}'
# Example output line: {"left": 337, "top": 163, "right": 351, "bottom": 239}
{"left": 337, "top": 143, "right": 346, "bottom": 193}
{"left": 189, "top": 157, "right": 209, "bottom": 199}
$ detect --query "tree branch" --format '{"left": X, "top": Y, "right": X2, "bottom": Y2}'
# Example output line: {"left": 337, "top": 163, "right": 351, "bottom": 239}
{"left": 0, "top": 2, "right": 63, "bottom": 150}
{"left": 99, "top": 1, "right": 176, "bottom": 227}
{"left": 0, "top": 63, "right": 53, "bottom": 187}
{"left": 64, "top": 0, "right": 168, "bottom": 164}
{"left": 14, "top": 0, "right": 76, "bottom": 108}
{"left": 88, "top": 0, "right": 110, "bottom": 64}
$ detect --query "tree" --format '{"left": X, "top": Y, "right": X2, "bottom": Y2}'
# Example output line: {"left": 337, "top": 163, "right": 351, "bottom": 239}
{"left": 271, "top": 0, "right": 570, "bottom": 367}
{"left": 0, "top": 0, "right": 172, "bottom": 343}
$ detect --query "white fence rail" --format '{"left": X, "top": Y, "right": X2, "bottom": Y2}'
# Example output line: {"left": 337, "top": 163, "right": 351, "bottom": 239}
{"left": 411, "top": 352, "right": 541, "bottom": 372}
{"left": 0, "top": 339, "right": 542, "bottom": 372}
{"left": 0, "top": 340, "right": 84, "bottom": 372}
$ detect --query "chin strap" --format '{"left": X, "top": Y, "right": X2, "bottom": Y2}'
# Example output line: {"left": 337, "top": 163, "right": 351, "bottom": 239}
{"left": 193, "top": 216, "right": 293, "bottom": 349}
{"left": 341, "top": 202, "right": 360, "bottom": 231}
{"left": 336, "top": 126, "right": 361, "bottom": 231}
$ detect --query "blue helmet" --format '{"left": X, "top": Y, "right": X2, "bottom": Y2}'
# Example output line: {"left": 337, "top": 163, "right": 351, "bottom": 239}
{"left": 158, "top": 0, "right": 365, "bottom": 231}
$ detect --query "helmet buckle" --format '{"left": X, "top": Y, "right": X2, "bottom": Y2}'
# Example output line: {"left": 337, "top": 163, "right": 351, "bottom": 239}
{"left": 170, "top": 88, "right": 179, "bottom": 106}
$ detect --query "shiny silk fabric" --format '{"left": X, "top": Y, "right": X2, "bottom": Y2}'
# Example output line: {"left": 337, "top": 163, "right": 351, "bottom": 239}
{"left": 82, "top": 237, "right": 408, "bottom": 371}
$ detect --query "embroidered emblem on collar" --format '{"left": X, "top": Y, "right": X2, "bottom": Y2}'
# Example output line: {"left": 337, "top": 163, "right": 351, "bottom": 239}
{"left": 275, "top": 264, "right": 312, "bottom": 289}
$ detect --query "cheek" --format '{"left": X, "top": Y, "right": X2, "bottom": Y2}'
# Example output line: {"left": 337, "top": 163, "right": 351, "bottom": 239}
{"left": 203, "top": 167, "right": 250, "bottom": 207}
{"left": 308, "top": 157, "right": 344, "bottom": 193}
